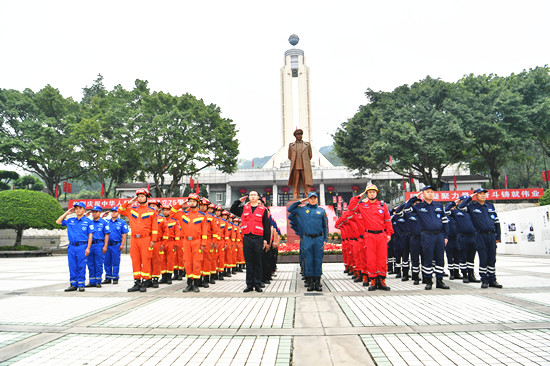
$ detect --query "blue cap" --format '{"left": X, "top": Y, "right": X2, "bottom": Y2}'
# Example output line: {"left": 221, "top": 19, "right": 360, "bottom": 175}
{"left": 459, "top": 195, "right": 469, "bottom": 200}
{"left": 421, "top": 185, "right": 435, "bottom": 192}
{"left": 73, "top": 202, "right": 86, "bottom": 208}
{"left": 308, "top": 192, "right": 318, "bottom": 198}
{"left": 474, "top": 188, "right": 488, "bottom": 194}
{"left": 111, "top": 207, "right": 119, "bottom": 212}
{"left": 91, "top": 205, "right": 102, "bottom": 212}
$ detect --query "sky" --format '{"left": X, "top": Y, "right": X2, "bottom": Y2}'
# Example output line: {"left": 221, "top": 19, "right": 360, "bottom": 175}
{"left": 1, "top": 0, "right": 549, "bottom": 162}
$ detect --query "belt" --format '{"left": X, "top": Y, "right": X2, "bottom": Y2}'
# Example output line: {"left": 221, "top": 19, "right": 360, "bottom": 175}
{"left": 359, "top": 235, "right": 364, "bottom": 239}
{"left": 132, "top": 234, "right": 150, "bottom": 239}
{"left": 70, "top": 241, "right": 87, "bottom": 246}
{"left": 186, "top": 235, "right": 201, "bottom": 241}
{"left": 305, "top": 233, "right": 323, "bottom": 238}
{"left": 421, "top": 230, "right": 442, "bottom": 234}
{"left": 478, "top": 230, "right": 494, "bottom": 235}
{"left": 367, "top": 230, "right": 383, "bottom": 234}
{"left": 459, "top": 232, "right": 475, "bottom": 237}
{"left": 108, "top": 241, "right": 121, "bottom": 246}
{"left": 92, "top": 240, "right": 104, "bottom": 244}
{"left": 350, "top": 238, "right": 357, "bottom": 241}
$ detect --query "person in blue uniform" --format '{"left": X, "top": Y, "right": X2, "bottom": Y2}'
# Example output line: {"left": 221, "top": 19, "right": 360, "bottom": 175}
{"left": 102, "top": 207, "right": 129, "bottom": 285}
{"left": 459, "top": 188, "right": 503, "bottom": 288}
{"left": 393, "top": 206, "right": 410, "bottom": 281}
{"left": 400, "top": 200, "right": 423, "bottom": 285}
{"left": 453, "top": 195, "right": 480, "bottom": 283}
{"left": 86, "top": 205, "right": 110, "bottom": 288}
{"left": 444, "top": 202, "right": 461, "bottom": 280}
{"left": 404, "top": 186, "right": 450, "bottom": 290}
{"left": 287, "top": 192, "right": 329, "bottom": 292}
{"left": 56, "top": 202, "right": 94, "bottom": 292}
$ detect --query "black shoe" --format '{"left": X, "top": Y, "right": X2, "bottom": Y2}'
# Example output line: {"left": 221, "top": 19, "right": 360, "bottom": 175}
{"left": 225, "top": 269, "right": 232, "bottom": 278}
{"left": 166, "top": 276, "right": 172, "bottom": 285}
{"left": 159, "top": 274, "right": 168, "bottom": 284}
{"left": 65, "top": 285, "right": 77, "bottom": 292}
{"left": 304, "top": 277, "right": 311, "bottom": 288}
{"left": 95, "top": 283, "right": 102, "bottom": 288}
{"left": 354, "top": 275, "right": 362, "bottom": 283}
{"left": 307, "top": 277, "right": 315, "bottom": 292}
{"left": 182, "top": 278, "right": 194, "bottom": 292}
{"left": 395, "top": 267, "right": 402, "bottom": 279}
{"left": 368, "top": 279, "right": 377, "bottom": 291}
{"left": 237, "top": 266, "right": 243, "bottom": 272}
{"left": 259, "top": 283, "right": 265, "bottom": 288}
{"left": 85, "top": 283, "right": 94, "bottom": 288}
{"left": 243, "top": 287, "right": 253, "bottom": 293}
{"left": 425, "top": 279, "right": 433, "bottom": 290}
{"left": 152, "top": 278, "right": 159, "bottom": 288}
{"left": 454, "top": 269, "right": 463, "bottom": 279}
{"left": 144, "top": 279, "right": 153, "bottom": 288}
{"left": 102, "top": 279, "right": 112, "bottom": 284}
{"left": 481, "top": 282, "right": 489, "bottom": 289}
{"left": 468, "top": 269, "right": 481, "bottom": 283}
{"left": 140, "top": 281, "right": 147, "bottom": 292}
{"left": 264, "top": 280, "right": 271, "bottom": 285}
{"left": 449, "top": 271, "right": 455, "bottom": 280}
{"left": 78, "top": 287, "right": 85, "bottom": 292}
{"left": 401, "top": 274, "right": 409, "bottom": 282}
{"left": 209, "top": 276, "right": 216, "bottom": 285}
{"left": 255, "top": 287, "right": 263, "bottom": 292}
{"left": 193, "top": 279, "right": 201, "bottom": 292}
{"left": 177, "top": 270, "right": 184, "bottom": 281}
{"left": 489, "top": 282, "right": 503, "bottom": 288}
{"left": 231, "top": 268, "right": 237, "bottom": 274}
{"left": 128, "top": 280, "right": 141, "bottom": 292}
{"left": 436, "top": 279, "right": 450, "bottom": 289}
{"left": 377, "top": 277, "right": 391, "bottom": 291}
{"left": 315, "top": 277, "right": 323, "bottom": 292}
{"left": 413, "top": 279, "right": 420, "bottom": 285}
{"left": 203, "top": 276, "right": 210, "bottom": 288}
{"left": 113, "top": 279, "right": 118, "bottom": 284}
{"left": 212, "top": 273, "right": 219, "bottom": 280}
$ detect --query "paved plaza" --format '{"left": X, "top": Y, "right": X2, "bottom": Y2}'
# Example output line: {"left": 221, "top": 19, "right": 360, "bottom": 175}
{"left": 0, "top": 254, "right": 550, "bottom": 365}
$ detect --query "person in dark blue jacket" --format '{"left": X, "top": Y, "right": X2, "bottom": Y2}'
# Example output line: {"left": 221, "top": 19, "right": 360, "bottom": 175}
{"left": 459, "top": 188, "right": 503, "bottom": 288}
{"left": 444, "top": 202, "right": 461, "bottom": 280}
{"left": 451, "top": 195, "right": 480, "bottom": 283}
{"left": 404, "top": 186, "right": 450, "bottom": 290}
{"left": 288, "top": 192, "right": 328, "bottom": 291}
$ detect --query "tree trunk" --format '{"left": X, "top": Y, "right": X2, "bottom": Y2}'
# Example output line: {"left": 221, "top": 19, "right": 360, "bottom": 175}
{"left": 14, "top": 228, "right": 23, "bottom": 247}
{"left": 490, "top": 168, "right": 501, "bottom": 189}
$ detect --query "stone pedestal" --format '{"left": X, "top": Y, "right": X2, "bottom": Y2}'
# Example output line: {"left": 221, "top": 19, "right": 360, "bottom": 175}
{"left": 285, "top": 199, "right": 301, "bottom": 245}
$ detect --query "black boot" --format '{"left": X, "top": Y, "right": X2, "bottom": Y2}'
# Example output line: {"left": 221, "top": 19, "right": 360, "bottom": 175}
{"left": 388, "top": 261, "right": 395, "bottom": 275}
{"left": 454, "top": 269, "right": 463, "bottom": 279}
{"left": 237, "top": 264, "right": 243, "bottom": 272}
{"left": 425, "top": 278, "right": 433, "bottom": 290}
{"left": 377, "top": 276, "right": 391, "bottom": 291}
{"left": 182, "top": 278, "right": 194, "bottom": 292}
{"left": 209, "top": 275, "right": 216, "bottom": 284}
{"left": 314, "top": 277, "right": 323, "bottom": 292}
{"left": 412, "top": 273, "right": 420, "bottom": 285}
{"left": 152, "top": 278, "right": 159, "bottom": 288}
{"left": 218, "top": 271, "right": 224, "bottom": 281}
{"left": 468, "top": 269, "right": 481, "bottom": 283}
{"left": 159, "top": 274, "right": 168, "bottom": 284}
{"left": 368, "top": 278, "right": 377, "bottom": 291}
{"left": 362, "top": 274, "right": 369, "bottom": 287}
{"left": 172, "top": 271, "right": 178, "bottom": 281}
{"left": 166, "top": 273, "right": 173, "bottom": 284}
{"left": 401, "top": 270, "right": 409, "bottom": 281}
{"left": 489, "top": 281, "right": 503, "bottom": 288}
{"left": 140, "top": 280, "right": 147, "bottom": 292}
{"left": 128, "top": 280, "right": 141, "bottom": 292}
{"left": 436, "top": 278, "right": 450, "bottom": 289}
{"left": 232, "top": 267, "right": 237, "bottom": 274}
{"left": 354, "top": 273, "right": 363, "bottom": 283}
{"left": 462, "top": 271, "right": 469, "bottom": 283}
{"left": 395, "top": 266, "right": 402, "bottom": 279}
{"left": 193, "top": 279, "right": 201, "bottom": 292}
{"left": 304, "top": 276, "right": 311, "bottom": 288}
{"left": 225, "top": 268, "right": 232, "bottom": 278}
{"left": 144, "top": 279, "right": 153, "bottom": 288}
{"left": 212, "top": 273, "right": 219, "bottom": 280}
{"left": 203, "top": 276, "right": 210, "bottom": 288}
{"left": 449, "top": 270, "right": 455, "bottom": 280}
{"left": 102, "top": 278, "right": 112, "bottom": 284}
{"left": 307, "top": 277, "right": 315, "bottom": 292}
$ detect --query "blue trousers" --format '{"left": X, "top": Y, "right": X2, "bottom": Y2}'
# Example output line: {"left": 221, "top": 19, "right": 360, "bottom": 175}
{"left": 457, "top": 233, "right": 476, "bottom": 275}
{"left": 409, "top": 235, "right": 421, "bottom": 278}
{"left": 302, "top": 236, "right": 324, "bottom": 277}
{"left": 87, "top": 243, "right": 104, "bottom": 285}
{"left": 421, "top": 232, "right": 445, "bottom": 280}
{"left": 476, "top": 232, "right": 497, "bottom": 283}
{"left": 104, "top": 242, "right": 122, "bottom": 280}
{"left": 399, "top": 233, "right": 410, "bottom": 275}
{"left": 445, "top": 236, "right": 462, "bottom": 272}
{"left": 68, "top": 243, "right": 87, "bottom": 288}
{"left": 392, "top": 235, "right": 402, "bottom": 273}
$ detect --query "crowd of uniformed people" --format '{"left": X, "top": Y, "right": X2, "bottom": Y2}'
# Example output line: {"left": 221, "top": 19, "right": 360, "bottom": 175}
{"left": 337, "top": 184, "right": 503, "bottom": 291}
{"left": 56, "top": 188, "right": 281, "bottom": 293}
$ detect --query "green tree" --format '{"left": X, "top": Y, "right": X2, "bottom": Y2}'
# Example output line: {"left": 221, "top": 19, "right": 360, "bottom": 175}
{"left": 0, "top": 86, "right": 85, "bottom": 196}
{"left": 539, "top": 189, "right": 550, "bottom": 206}
{"left": 452, "top": 74, "right": 526, "bottom": 188}
{"left": 501, "top": 140, "right": 546, "bottom": 188}
{"left": 14, "top": 175, "right": 44, "bottom": 191}
{"left": 0, "top": 190, "right": 64, "bottom": 246}
{"left": 334, "top": 77, "right": 467, "bottom": 188}
{"left": 0, "top": 170, "right": 19, "bottom": 191}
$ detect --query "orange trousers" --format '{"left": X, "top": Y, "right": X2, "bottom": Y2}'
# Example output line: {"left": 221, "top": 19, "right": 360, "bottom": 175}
{"left": 237, "top": 242, "right": 244, "bottom": 264}
{"left": 161, "top": 240, "right": 175, "bottom": 274}
{"left": 217, "top": 244, "right": 225, "bottom": 273}
{"left": 151, "top": 241, "right": 163, "bottom": 278}
{"left": 175, "top": 241, "right": 184, "bottom": 271}
{"left": 202, "top": 245, "right": 212, "bottom": 276}
{"left": 183, "top": 238, "right": 203, "bottom": 279}
{"left": 130, "top": 236, "right": 152, "bottom": 280}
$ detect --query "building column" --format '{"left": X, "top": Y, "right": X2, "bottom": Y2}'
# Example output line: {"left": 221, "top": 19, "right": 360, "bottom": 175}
{"left": 272, "top": 183, "right": 278, "bottom": 207}
{"left": 319, "top": 182, "right": 326, "bottom": 206}
{"left": 225, "top": 183, "right": 232, "bottom": 207}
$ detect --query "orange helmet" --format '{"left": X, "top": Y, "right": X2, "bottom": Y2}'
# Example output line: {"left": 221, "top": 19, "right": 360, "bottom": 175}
{"left": 216, "top": 205, "right": 223, "bottom": 211}
{"left": 365, "top": 184, "right": 378, "bottom": 192}
{"left": 136, "top": 188, "right": 150, "bottom": 197}
{"left": 208, "top": 203, "right": 216, "bottom": 209}
{"left": 148, "top": 199, "right": 159, "bottom": 206}
{"left": 222, "top": 210, "right": 229, "bottom": 215}
{"left": 200, "top": 197, "right": 210, "bottom": 205}
{"left": 187, "top": 193, "right": 200, "bottom": 202}
{"left": 160, "top": 203, "right": 172, "bottom": 210}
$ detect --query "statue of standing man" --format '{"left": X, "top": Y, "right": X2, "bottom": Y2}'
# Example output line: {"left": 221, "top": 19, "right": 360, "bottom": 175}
{"left": 288, "top": 129, "right": 313, "bottom": 199}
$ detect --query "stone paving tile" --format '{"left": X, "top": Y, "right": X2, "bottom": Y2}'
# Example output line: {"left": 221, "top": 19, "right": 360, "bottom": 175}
{"left": 0, "top": 332, "right": 37, "bottom": 349}
{"left": 506, "top": 266, "right": 550, "bottom": 274}
{"left": 197, "top": 269, "right": 296, "bottom": 293}
{"left": 0, "top": 334, "right": 292, "bottom": 366}
{"left": 507, "top": 292, "right": 550, "bottom": 307}
{"left": 94, "top": 297, "right": 295, "bottom": 329}
{"left": 0, "top": 296, "right": 129, "bottom": 326}
{"left": 0, "top": 279, "right": 66, "bottom": 292}
{"left": 337, "top": 294, "right": 550, "bottom": 327}
{"left": 361, "top": 330, "right": 550, "bottom": 366}
{"left": 461, "top": 275, "right": 550, "bottom": 289}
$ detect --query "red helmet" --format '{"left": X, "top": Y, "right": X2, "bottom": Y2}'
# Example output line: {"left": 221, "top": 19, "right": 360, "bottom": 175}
{"left": 160, "top": 203, "right": 172, "bottom": 210}
{"left": 200, "top": 197, "right": 210, "bottom": 205}
{"left": 208, "top": 203, "right": 216, "bottom": 209}
{"left": 216, "top": 205, "right": 223, "bottom": 211}
{"left": 229, "top": 213, "right": 235, "bottom": 218}
{"left": 222, "top": 210, "right": 229, "bottom": 215}
{"left": 187, "top": 193, "right": 200, "bottom": 202}
{"left": 136, "top": 188, "right": 150, "bottom": 197}
{"left": 149, "top": 199, "right": 159, "bottom": 206}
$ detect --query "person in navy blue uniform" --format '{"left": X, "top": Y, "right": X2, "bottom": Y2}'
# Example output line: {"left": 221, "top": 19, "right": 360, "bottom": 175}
{"left": 404, "top": 186, "right": 450, "bottom": 290}
{"left": 102, "top": 207, "right": 129, "bottom": 285}
{"left": 448, "top": 195, "right": 479, "bottom": 283}
{"left": 444, "top": 202, "right": 461, "bottom": 280}
{"left": 288, "top": 192, "right": 328, "bottom": 291}
{"left": 56, "top": 202, "right": 94, "bottom": 292}
{"left": 389, "top": 212, "right": 402, "bottom": 279}
{"left": 459, "top": 188, "right": 503, "bottom": 288}
{"left": 393, "top": 206, "right": 410, "bottom": 281}
{"left": 399, "top": 200, "right": 423, "bottom": 285}
{"left": 86, "top": 206, "right": 110, "bottom": 288}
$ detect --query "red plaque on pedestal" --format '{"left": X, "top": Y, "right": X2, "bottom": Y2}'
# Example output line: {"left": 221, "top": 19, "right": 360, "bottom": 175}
{"left": 285, "top": 199, "right": 301, "bottom": 245}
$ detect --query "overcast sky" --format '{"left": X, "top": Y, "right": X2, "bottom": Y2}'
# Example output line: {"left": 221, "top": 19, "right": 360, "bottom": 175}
{"left": 1, "top": 0, "right": 549, "bottom": 162}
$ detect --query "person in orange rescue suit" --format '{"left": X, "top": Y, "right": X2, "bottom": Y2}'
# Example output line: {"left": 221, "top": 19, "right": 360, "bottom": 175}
{"left": 198, "top": 197, "right": 215, "bottom": 288}
{"left": 228, "top": 213, "right": 239, "bottom": 275}
{"left": 173, "top": 217, "right": 185, "bottom": 281}
{"left": 348, "top": 184, "right": 393, "bottom": 292}
{"left": 216, "top": 208, "right": 229, "bottom": 280}
{"left": 119, "top": 188, "right": 159, "bottom": 293}
{"left": 223, "top": 212, "right": 234, "bottom": 278}
{"left": 207, "top": 203, "right": 221, "bottom": 282}
{"left": 148, "top": 199, "right": 164, "bottom": 288}
{"left": 235, "top": 217, "right": 245, "bottom": 272}
{"left": 335, "top": 211, "right": 351, "bottom": 275}
{"left": 158, "top": 204, "right": 177, "bottom": 285}
{"left": 171, "top": 193, "right": 208, "bottom": 293}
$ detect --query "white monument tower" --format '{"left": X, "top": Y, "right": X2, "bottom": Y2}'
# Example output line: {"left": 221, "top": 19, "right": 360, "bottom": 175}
{"left": 264, "top": 35, "right": 333, "bottom": 169}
